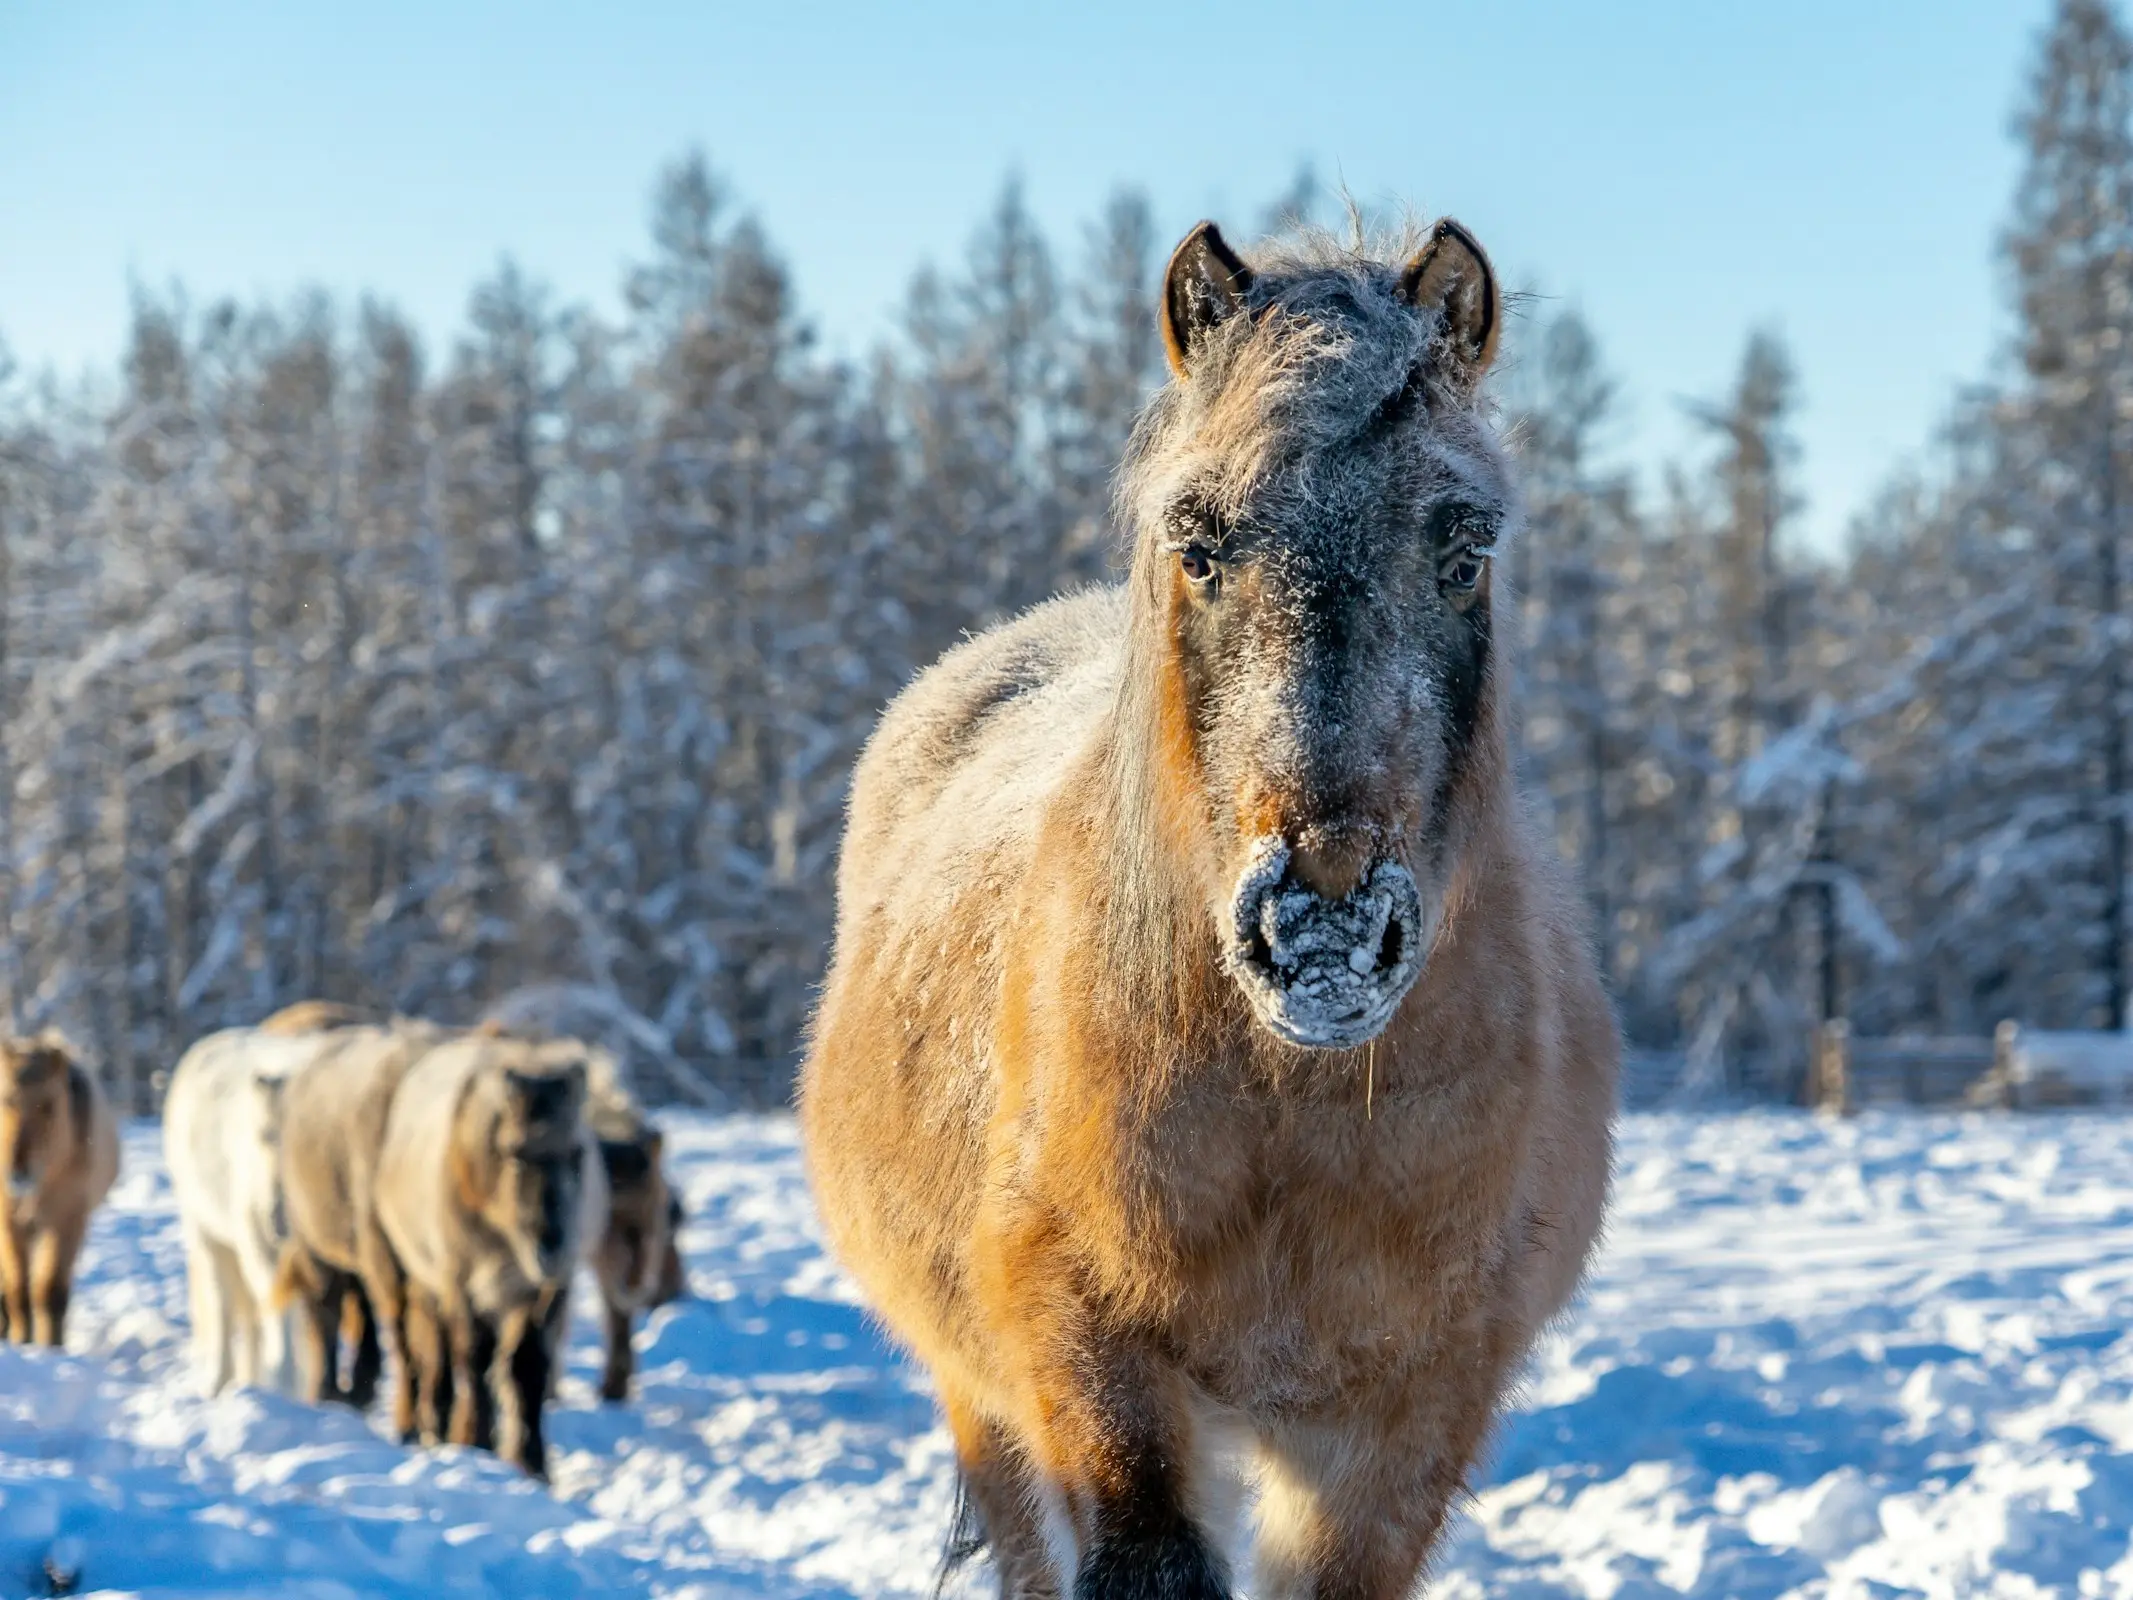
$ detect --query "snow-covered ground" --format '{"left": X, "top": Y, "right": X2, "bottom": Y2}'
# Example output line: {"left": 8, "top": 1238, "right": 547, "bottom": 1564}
{"left": 5, "top": 1110, "right": 2133, "bottom": 1599}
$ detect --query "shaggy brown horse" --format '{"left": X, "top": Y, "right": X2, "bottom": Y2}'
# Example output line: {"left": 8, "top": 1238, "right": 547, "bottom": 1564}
{"left": 800, "top": 218, "right": 1617, "bottom": 1600}
{"left": 0, "top": 1034, "right": 118, "bottom": 1347}
{"left": 371, "top": 1033, "right": 592, "bottom": 1477}
{"left": 579, "top": 1052, "right": 686, "bottom": 1402}
{"left": 272, "top": 1015, "right": 451, "bottom": 1412}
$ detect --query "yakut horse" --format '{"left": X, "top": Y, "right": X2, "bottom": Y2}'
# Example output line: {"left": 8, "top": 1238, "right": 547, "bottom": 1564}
{"left": 801, "top": 217, "right": 1617, "bottom": 1600}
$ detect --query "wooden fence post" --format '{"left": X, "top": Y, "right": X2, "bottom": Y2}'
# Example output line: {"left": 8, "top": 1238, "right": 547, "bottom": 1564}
{"left": 1813, "top": 1018, "right": 1851, "bottom": 1115}
{"left": 1992, "top": 1019, "right": 2020, "bottom": 1110}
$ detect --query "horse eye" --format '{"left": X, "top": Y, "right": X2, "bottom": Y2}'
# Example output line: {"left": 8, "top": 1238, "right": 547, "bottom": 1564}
{"left": 1179, "top": 546, "right": 1216, "bottom": 584}
{"left": 1440, "top": 550, "right": 1486, "bottom": 593}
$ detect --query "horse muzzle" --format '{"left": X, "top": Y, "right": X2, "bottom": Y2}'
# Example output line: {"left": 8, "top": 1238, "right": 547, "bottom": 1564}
{"left": 1224, "top": 838, "right": 1431, "bottom": 1051}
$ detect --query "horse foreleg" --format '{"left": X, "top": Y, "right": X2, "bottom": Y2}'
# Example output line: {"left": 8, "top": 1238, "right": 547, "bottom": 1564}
{"left": 245, "top": 1250, "right": 297, "bottom": 1394}
{"left": 976, "top": 1203, "right": 1231, "bottom": 1600}
{"left": 495, "top": 1294, "right": 558, "bottom": 1478}
{"left": 1252, "top": 1337, "right": 1519, "bottom": 1600}
{"left": 357, "top": 1225, "right": 421, "bottom": 1440}
{"left": 1008, "top": 1340, "right": 1230, "bottom": 1600}
{"left": 343, "top": 1279, "right": 383, "bottom": 1410}
{"left": 28, "top": 1215, "right": 84, "bottom": 1348}
{"left": 444, "top": 1303, "right": 496, "bottom": 1451}
{"left": 0, "top": 1214, "right": 29, "bottom": 1343}
{"left": 941, "top": 1387, "right": 1061, "bottom": 1600}
{"left": 1252, "top": 1422, "right": 1465, "bottom": 1600}
{"left": 598, "top": 1301, "right": 634, "bottom": 1402}
{"left": 181, "top": 1222, "right": 235, "bottom": 1394}
{"left": 276, "top": 1246, "right": 333, "bottom": 1403}
{"left": 408, "top": 1293, "right": 454, "bottom": 1446}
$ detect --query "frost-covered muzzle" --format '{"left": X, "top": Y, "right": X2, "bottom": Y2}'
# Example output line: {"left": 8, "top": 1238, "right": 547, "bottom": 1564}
{"left": 1224, "top": 839, "right": 1429, "bottom": 1051}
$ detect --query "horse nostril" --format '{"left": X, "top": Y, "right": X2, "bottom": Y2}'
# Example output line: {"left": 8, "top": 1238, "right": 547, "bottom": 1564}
{"left": 1287, "top": 835, "right": 1370, "bottom": 901}
{"left": 1376, "top": 914, "right": 1405, "bottom": 972}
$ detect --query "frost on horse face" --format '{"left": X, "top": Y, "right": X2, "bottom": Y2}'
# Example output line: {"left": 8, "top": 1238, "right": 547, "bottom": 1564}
{"left": 1113, "top": 217, "right": 1518, "bottom": 1052}
{"left": 1223, "top": 837, "right": 1433, "bottom": 1049}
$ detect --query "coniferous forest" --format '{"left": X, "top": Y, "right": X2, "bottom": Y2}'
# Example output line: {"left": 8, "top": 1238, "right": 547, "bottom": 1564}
{"left": 4, "top": 2, "right": 2132, "bottom": 1107}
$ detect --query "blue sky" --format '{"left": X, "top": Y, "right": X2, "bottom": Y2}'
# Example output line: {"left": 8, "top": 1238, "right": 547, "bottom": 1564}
{"left": 1, "top": 0, "right": 2051, "bottom": 552}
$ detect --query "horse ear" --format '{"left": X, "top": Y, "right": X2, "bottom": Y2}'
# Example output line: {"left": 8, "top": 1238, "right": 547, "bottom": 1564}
{"left": 8, "top": 1035, "right": 68, "bottom": 1086}
{"left": 1161, "top": 221, "right": 1255, "bottom": 378}
{"left": 1398, "top": 218, "right": 1501, "bottom": 391}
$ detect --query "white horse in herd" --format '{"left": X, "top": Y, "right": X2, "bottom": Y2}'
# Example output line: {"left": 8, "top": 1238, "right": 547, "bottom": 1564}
{"left": 162, "top": 1028, "right": 331, "bottom": 1395}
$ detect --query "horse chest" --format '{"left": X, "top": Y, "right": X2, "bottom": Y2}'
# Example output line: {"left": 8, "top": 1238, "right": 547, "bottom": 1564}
{"left": 1, "top": 1183, "right": 50, "bottom": 1231}
{"left": 461, "top": 1231, "right": 539, "bottom": 1315}
{"left": 466, "top": 1258, "right": 524, "bottom": 1315}
{"left": 1136, "top": 1116, "right": 1515, "bottom": 1408}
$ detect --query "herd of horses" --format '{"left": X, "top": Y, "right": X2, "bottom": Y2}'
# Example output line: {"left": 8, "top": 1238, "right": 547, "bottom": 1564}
{"left": 1, "top": 1002, "right": 681, "bottom": 1480}
{"left": 4, "top": 214, "right": 1617, "bottom": 1598}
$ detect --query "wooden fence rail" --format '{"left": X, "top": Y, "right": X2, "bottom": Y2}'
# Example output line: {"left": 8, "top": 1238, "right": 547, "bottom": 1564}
{"left": 1808, "top": 1020, "right": 2133, "bottom": 1112}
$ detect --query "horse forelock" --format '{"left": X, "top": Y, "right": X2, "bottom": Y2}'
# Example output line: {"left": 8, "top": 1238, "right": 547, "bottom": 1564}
{"left": 1117, "top": 226, "right": 1498, "bottom": 532}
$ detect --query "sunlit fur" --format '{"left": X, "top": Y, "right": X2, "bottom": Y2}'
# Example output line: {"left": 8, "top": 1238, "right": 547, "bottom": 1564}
{"left": 255, "top": 999, "right": 373, "bottom": 1036}
{"left": 272, "top": 1015, "right": 453, "bottom": 1414}
{"left": 163, "top": 1028, "right": 332, "bottom": 1394}
{"left": 0, "top": 1034, "right": 118, "bottom": 1348}
{"left": 371, "top": 1034, "right": 591, "bottom": 1478}
{"left": 802, "top": 219, "right": 1617, "bottom": 1599}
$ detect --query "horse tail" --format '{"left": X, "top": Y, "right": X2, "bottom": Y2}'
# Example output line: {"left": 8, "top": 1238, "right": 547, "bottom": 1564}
{"left": 933, "top": 1469, "right": 986, "bottom": 1600}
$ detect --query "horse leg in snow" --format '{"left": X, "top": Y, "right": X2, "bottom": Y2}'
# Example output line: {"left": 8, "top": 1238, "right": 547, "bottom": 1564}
{"left": 226, "top": 1256, "right": 264, "bottom": 1389}
{"left": 237, "top": 1238, "right": 295, "bottom": 1393}
{"left": 183, "top": 1228, "right": 229, "bottom": 1390}
{"left": 399, "top": 1290, "right": 451, "bottom": 1446}
{"left": 28, "top": 1215, "right": 84, "bottom": 1347}
{"left": 496, "top": 1294, "right": 561, "bottom": 1478}
{"left": 1253, "top": 1399, "right": 1503, "bottom": 1600}
{"left": 999, "top": 1330, "right": 1227, "bottom": 1600}
{"left": 469, "top": 1314, "right": 501, "bottom": 1453}
{"left": 343, "top": 1279, "right": 383, "bottom": 1409}
{"left": 277, "top": 1246, "right": 332, "bottom": 1402}
{"left": 598, "top": 1302, "right": 634, "bottom": 1402}
{"left": 0, "top": 1216, "right": 28, "bottom": 1343}
{"left": 255, "top": 1284, "right": 297, "bottom": 1394}
{"left": 182, "top": 1222, "right": 233, "bottom": 1393}
{"left": 942, "top": 1390, "right": 1061, "bottom": 1600}
{"left": 357, "top": 1222, "right": 425, "bottom": 1440}
{"left": 443, "top": 1302, "right": 496, "bottom": 1451}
